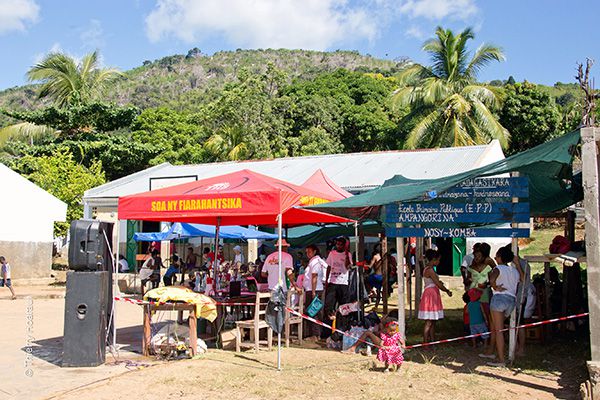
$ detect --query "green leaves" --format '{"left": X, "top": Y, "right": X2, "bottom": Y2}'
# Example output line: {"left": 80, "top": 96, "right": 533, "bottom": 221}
{"left": 17, "top": 150, "right": 106, "bottom": 236}
{"left": 394, "top": 26, "right": 507, "bottom": 149}
{"left": 27, "top": 51, "right": 124, "bottom": 108}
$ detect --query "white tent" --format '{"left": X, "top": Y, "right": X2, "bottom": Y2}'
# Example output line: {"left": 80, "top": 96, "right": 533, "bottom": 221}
{"left": 0, "top": 163, "right": 67, "bottom": 279}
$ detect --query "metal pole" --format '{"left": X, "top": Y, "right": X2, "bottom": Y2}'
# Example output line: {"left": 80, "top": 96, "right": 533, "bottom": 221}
{"left": 214, "top": 217, "right": 221, "bottom": 286}
{"left": 354, "top": 222, "right": 361, "bottom": 322}
{"left": 277, "top": 213, "right": 282, "bottom": 371}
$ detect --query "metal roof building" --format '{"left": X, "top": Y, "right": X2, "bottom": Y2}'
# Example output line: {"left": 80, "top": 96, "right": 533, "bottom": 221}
{"left": 83, "top": 140, "right": 505, "bottom": 216}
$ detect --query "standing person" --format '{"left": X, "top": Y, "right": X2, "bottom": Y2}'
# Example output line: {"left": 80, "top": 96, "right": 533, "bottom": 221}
{"left": 461, "top": 243, "right": 481, "bottom": 289}
{"left": 183, "top": 247, "right": 197, "bottom": 283}
{"left": 303, "top": 244, "right": 326, "bottom": 339}
{"left": 367, "top": 247, "right": 383, "bottom": 309}
{"left": 324, "top": 237, "right": 352, "bottom": 328}
{"left": 418, "top": 249, "right": 452, "bottom": 343}
{"left": 149, "top": 249, "right": 163, "bottom": 289}
{"left": 480, "top": 246, "right": 522, "bottom": 367}
{"left": 0, "top": 256, "right": 16, "bottom": 300}
{"left": 467, "top": 288, "right": 490, "bottom": 348}
{"left": 466, "top": 247, "right": 495, "bottom": 318}
{"left": 261, "top": 239, "right": 299, "bottom": 292}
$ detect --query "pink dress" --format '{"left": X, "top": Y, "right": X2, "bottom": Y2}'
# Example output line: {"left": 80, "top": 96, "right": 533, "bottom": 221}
{"left": 377, "top": 332, "right": 404, "bottom": 366}
{"left": 418, "top": 268, "right": 444, "bottom": 320}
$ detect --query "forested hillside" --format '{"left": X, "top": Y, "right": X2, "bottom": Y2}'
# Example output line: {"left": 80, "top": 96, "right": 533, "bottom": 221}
{"left": 0, "top": 43, "right": 594, "bottom": 235}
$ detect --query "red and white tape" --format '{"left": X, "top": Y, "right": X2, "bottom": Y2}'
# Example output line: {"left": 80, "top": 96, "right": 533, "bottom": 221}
{"left": 287, "top": 307, "right": 590, "bottom": 351}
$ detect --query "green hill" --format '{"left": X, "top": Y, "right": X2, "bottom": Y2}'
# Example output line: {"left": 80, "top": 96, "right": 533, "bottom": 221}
{"left": 0, "top": 49, "right": 404, "bottom": 116}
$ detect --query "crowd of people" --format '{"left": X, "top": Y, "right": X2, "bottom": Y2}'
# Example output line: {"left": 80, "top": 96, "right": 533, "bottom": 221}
{"left": 122, "top": 236, "right": 576, "bottom": 369}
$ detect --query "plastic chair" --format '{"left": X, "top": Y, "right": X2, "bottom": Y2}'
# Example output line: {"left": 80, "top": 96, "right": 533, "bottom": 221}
{"left": 284, "top": 288, "right": 304, "bottom": 347}
{"left": 235, "top": 292, "right": 273, "bottom": 352}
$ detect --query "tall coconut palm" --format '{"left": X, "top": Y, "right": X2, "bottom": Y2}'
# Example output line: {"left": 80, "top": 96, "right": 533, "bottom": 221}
{"left": 27, "top": 50, "right": 123, "bottom": 108}
{"left": 394, "top": 27, "right": 509, "bottom": 149}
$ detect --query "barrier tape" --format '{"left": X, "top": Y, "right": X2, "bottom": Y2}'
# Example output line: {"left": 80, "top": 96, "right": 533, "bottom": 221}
{"left": 114, "top": 296, "right": 255, "bottom": 307}
{"left": 287, "top": 307, "right": 590, "bottom": 351}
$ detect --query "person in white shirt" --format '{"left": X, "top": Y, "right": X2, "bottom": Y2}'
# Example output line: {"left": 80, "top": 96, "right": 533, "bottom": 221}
{"left": 261, "top": 239, "right": 298, "bottom": 292}
{"left": 0, "top": 256, "right": 16, "bottom": 300}
{"left": 481, "top": 246, "right": 523, "bottom": 367}
{"left": 303, "top": 244, "right": 326, "bottom": 339}
{"left": 233, "top": 245, "right": 245, "bottom": 266}
{"left": 118, "top": 255, "right": 129, "bottom": 273}
{"left": 324, "top": 237, "right": 351, "bottom": 324}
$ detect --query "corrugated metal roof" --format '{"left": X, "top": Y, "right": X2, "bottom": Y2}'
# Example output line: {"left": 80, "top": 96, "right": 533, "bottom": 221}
{"left": 84, "top": 140, "right": 504, "bottom": 202}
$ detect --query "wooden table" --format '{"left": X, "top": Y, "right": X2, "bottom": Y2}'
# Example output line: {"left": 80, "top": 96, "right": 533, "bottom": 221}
{"left": 142, "top": 303, "right": 197, "bottom": 356}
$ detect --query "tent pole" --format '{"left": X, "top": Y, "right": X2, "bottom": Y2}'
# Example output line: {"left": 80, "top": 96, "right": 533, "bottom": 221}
{"left": 277, "top": 213, "right": 282, "bottom": 371}
{"left": 354, "top": 222, "right": 361, "bottom": 322}
{"left": 214, "top": 217, "right": 221, "bottom": 288}
{"left": 113, "top": 219, "right": 119, "bottom": 352}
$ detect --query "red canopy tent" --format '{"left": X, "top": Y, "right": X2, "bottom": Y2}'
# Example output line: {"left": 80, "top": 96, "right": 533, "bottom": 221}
{"left": 118, "top": 169, "right": 350, "bottom": 226}
{"left": 302, "top": 169, "right": 352, "bottom": 200}
{"left": 118, "top": 169, "right": 352, "bottom": 369}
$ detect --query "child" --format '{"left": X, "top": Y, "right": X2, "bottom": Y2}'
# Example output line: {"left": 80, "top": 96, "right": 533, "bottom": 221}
{"left": 343, "top": 319, "right": 405, "bottom": 372}
{"left": 462, "top": 292, "right": 470, "bottom": 337}
{"left": 418, "top": 249, "right": 452, "bottom": 343}
{"left": 0, "top": 256, "right": 16, "bottom": 300}
{"left": 467, "top": 288, "right": 489, "bottom": 348}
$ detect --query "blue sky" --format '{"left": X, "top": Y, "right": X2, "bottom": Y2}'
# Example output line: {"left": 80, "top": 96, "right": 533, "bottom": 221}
{"left": 0, "top": 0, "right": 598, "bottom": 90}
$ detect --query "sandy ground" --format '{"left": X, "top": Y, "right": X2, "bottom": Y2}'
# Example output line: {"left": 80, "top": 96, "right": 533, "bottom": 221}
{"left": 0, "top": 287, "right": 586, "bottom": 400}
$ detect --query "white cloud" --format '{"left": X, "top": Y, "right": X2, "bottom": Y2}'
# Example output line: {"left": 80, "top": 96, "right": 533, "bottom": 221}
{"left": 0, "top": 0, "right": 39, "bottom": 35}
{"left": 405, "top": 25, "right": 426, "bottom": 39}
{"left": 145, "top": 0, "right": 382, "bottom": 50}
{"left": 399, "top": 0, "right": 478, "bottom": 20}
{"left": 80, "top": 19, "right": 105, "bottom": 49}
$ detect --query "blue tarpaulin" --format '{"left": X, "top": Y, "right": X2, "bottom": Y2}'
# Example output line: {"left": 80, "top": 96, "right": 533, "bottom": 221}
{"left": 134, "top": 223, "right": 278, "bottom": 241}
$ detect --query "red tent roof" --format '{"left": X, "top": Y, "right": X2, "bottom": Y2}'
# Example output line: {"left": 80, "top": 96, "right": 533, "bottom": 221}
{"left": 302, "top": 169, "right": 352, "bottom": 201}
{"left": 118, "top": 169, "right": 352, "bottom": 226}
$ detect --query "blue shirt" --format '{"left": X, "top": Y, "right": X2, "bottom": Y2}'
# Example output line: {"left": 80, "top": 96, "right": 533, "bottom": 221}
{"left": 467, "top": 300, "right": 484, "bottom": 326}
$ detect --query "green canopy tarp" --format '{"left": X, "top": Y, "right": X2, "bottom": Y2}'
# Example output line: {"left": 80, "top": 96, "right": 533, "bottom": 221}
{"left": 286, "top": 221, "right": 382, "bottom": 247}
{"left": 310, "top": 130, "right": 582, "bottom": 221}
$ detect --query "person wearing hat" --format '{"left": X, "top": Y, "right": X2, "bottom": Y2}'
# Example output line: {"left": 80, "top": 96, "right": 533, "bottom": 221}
{"left": 233, "top": 245, "right": 244, "bottom": 266}
{"left": 261, "top": 239, "right": 299, "bottom": 292}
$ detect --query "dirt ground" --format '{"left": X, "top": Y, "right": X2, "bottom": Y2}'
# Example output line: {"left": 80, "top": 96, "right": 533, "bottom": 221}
{"left": 0, "top": 287, "right": 588, "bottom": 400}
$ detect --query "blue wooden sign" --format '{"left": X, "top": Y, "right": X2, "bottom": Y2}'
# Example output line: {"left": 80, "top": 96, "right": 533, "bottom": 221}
{"left": 385, "top": 202, "right": 530, "bottom": 224}
{"left": 426, "top": 177, "right": 529, "bottom": 200}
{"left": 385, "top": 227, "right": 530, "bottom": 238}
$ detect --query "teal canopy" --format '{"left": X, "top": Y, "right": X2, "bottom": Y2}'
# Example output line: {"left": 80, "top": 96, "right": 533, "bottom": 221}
{"left": 310, "top": 130, "right": 582, "bottom": 221}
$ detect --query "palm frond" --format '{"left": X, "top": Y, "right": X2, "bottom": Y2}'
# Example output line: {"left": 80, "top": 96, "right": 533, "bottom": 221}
{"left": 0, "top": 122, "right": 56, "bottom": 145}
{"left": 462, "top": 84, "right": 500, "bottom": 108}
{"left": 466, "top": 44, "right": 505, "bottom": 80}
{"left": 470, "top": 98, "right": 510, "bottom": 148}
{"left": 404, "top": 109, "right": 441, "bottom": 149}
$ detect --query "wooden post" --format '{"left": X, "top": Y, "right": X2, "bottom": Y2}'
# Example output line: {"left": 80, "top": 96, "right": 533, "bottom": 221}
{"left": 581, "top": 127, "right": 600, "bottom": 363}
{"left": 543, "top": 261, "right": 551, "bottom": 338}
{"left": 396, "top": 235, "right": 406, "bottom": 338}
{"left": 415, "top": 236, "right": 423, "bottom": 313}
{"left": 509, "top": 172, "right": 520, "bottom": 362}
{"left": 407, "top": 238, "right": 413, "bottom": 319}
{"left": 189, "top": 309, "right": 197, "bottom": 356}
{"left": 143, "top": 304, "right": 151, "bottom": 356}
{"left": 358, "top": 226, "right": 365, "bottom": 263}
{"left": 381, "top": 232, "right": 389, "bottom": 314}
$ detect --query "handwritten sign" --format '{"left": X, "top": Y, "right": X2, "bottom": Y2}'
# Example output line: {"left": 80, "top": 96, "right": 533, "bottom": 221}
{"left": 428, "top": 177, "right": 529, "bottom": 200}
{"left": 385, "top": 202, "right": 530, "bottom": 224}
{"left": 385, "top": 227, "right": 530, "bottom": 238}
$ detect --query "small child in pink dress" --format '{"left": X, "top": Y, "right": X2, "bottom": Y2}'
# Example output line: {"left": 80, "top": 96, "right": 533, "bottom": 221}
{"left": 343, "top": 319, "right": 405, "bottom": 372}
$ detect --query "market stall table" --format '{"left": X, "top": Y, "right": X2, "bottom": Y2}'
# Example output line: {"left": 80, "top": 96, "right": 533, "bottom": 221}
{"left": 142, "top": 302, "right": 197, "bottom": 356}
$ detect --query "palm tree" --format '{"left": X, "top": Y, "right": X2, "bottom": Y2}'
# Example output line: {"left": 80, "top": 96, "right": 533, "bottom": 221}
{"left": 394, "top": 27, "right": 509, "bottom": 149}
{"left": 204, "top": 126, "right": 248, "bottom": 161}
{"left": 0, "top": 51, "right": 123, "bottom": 144}
{"left": 27, "top": 50, "right": 123, "bottom": 108}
